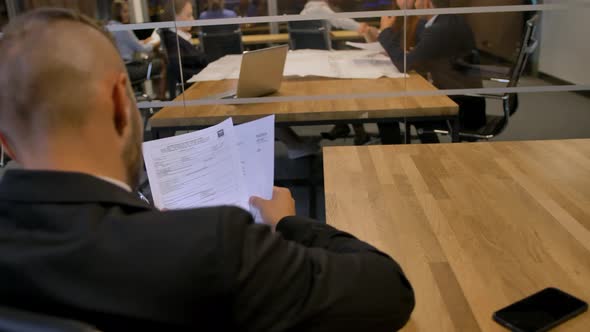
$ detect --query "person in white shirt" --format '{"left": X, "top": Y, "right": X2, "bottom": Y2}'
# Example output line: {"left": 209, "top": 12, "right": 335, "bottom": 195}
{"left": 109, "top": 0, "right": 163, "bottom": 98}
{"left": 300, "top": 0, "right": 360, "bottom": 31}
{"left": 110, "top": 0, "right": 160, "bottom": 63}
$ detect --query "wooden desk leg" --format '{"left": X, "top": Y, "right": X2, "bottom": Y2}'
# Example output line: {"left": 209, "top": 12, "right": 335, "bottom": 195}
{"left": 451, "top": 118, "right": 460, "bottom": 143}
{"left": 404, "top": 121, "right": 411, "bottom": 144}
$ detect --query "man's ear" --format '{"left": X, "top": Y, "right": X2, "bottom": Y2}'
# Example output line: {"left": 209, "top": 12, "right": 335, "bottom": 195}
{"left": 112, "top": 73, "right": 131, "bottom": 137}
{"left": 0, "top": 133, "right": 17, "bottom": 162}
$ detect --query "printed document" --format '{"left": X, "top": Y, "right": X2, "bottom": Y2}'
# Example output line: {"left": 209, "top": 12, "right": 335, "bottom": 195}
{"left": 345, "top": 41, "right": 386, "bottom": 53}
{"left": 142, "top": 116, "right": 275, "bottom": 222}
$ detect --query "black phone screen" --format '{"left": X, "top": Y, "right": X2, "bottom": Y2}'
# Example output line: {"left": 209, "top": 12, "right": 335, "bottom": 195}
{"left": 493, "top": 288, "right": 588, "bottom": 332}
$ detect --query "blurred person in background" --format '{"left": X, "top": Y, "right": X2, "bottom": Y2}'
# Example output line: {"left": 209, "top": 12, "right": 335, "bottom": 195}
{"left": 161, "top": 0, "right": 209, "bottom": 84}
{"left": 200, "top": 0, "right": 238, "bottom": 19}
{"left": 376, "top": 0, "right": 485, "bottom": 143}
{"left": 110, "top": 0, "right": 163, "bottom": 99}
{"left": 359, "top": 0, "right": 420, "bottom": 49}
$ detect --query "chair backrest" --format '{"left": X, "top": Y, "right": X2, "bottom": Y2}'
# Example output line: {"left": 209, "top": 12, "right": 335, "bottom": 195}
{"left": 287, "top": 20, "right": 331, "bottom": 50}
{"left": 457, "top": 14, "right": 539, "bottom": 140}
{"left": 508, "top": 14, "right": 539, "bottom": 88}
{"left": 504, "top": 13, "right": 539, "bottom": 116}
{"left": 156, "top": 28, "right": 181, "bottom": 99}
{"left": 200, "top": 25, "right": 244, "bottom": 62}
{"left": 0, "top": 306, "right": 101, "bottom": 332}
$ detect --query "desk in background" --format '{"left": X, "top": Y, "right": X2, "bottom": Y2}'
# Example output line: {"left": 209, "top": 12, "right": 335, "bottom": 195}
{"left": 191, "top": 30, "right": 363, "bottom": 46}
{"left": 149, "top": 74, "right": 459, "bottom": 140}
{"left": 324, "top": 139, "right": 590, "bottom": 331}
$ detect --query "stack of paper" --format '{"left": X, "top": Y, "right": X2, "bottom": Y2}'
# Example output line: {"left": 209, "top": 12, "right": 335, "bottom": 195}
{"left": 142, "top": 116, "right": 275, "bottom": 223}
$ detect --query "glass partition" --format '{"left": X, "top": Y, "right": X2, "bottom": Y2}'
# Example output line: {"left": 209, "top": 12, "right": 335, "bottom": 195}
{"left": 3, "top": 0, "right": 589, "bottom": 144}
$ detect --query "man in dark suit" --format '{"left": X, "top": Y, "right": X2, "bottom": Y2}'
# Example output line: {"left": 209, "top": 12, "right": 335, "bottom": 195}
{"left": 377, "top": 0, "right": 486, "bottom": 143}
{"left": 161, "top": 0, "right": 209, "bottom": 84}
{"left": 161, "top": 28, "right": 209, "bottom": 84}
{"left": 0, "top": 8, "right": 414, "bottom": 332}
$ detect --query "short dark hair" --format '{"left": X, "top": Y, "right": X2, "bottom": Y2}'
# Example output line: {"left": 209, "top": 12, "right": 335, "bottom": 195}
{"left": 163, "top": 0, "right": 192, "bottom": 21}
{"left": 111, "top": 0, "right": 127, "bottom": 23}
{"left": 0, "top": 9, "right": 115, "bottom": 146}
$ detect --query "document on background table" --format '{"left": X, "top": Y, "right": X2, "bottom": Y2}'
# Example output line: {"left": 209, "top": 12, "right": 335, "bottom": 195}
{"left": 345, "top": 41, "right": 386, "bottom": 53}
{"left": 142, "top": 116, "right": 275, "bottom": 223}
{"left": 188, "top": 50, "right": 405, "bottom": 82}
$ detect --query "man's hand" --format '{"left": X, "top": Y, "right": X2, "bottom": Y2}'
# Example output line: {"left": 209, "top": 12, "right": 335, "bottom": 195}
{"left": 357, "top": 22, "right": 371, "bottom": 35}
{"left": 357, "top": 23, "right": 381, "bottom": 42}
{"left": 380, "top": 16, "right": 397, "bottom": 30}
{"left": 250, "top": 187, "right": 296, "bottom": 230}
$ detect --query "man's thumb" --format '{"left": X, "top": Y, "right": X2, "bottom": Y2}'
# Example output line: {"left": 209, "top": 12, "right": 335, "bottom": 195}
{"left": 249, "top": 196, "right": 266, "bottom": 208}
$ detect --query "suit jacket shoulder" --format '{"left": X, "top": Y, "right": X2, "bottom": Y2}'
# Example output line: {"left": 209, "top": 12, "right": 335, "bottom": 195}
{"left": 0, "top": 170, "right": 415, "bottom": 332}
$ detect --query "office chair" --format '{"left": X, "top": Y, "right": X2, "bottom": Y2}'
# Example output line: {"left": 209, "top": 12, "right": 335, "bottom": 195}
{"left": 0, "top": 306, "right": 101, "bottom": 332}
{"left": 425, "top": 14, "right": 539, "bottom": 141}
{"left": 156, "top": 28, "right": 182, "bottom": 99}
{"left": 200, "top": 25, "right": 244, "bottom": 62}
{"left": 288, "top": 20, "right": 331, "bottom": 50}
{"left": 127, "top": 57, "right": 156, "bottom": 101}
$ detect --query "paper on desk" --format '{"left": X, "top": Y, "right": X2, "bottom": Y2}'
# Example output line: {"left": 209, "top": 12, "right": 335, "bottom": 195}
{"left": 345, "top": 41, "right": 386, "bottom": 53}
{"left": 283, "top": 50, "right": 336, "bottom": 77}
{"left": 142, "top": 118, "right": 249, "bottom": 211}
{"left": 189, "top": 50, "right": 405, "bottom": 82}
{"left": 187, "top": 55, "right": 241, "bottom": 82}
{"left": 235, "top": 115, "right": 275, "bottom": 223}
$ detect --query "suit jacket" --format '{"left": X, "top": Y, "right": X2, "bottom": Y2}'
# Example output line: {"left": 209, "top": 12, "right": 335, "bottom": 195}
{"left": 379, "top": 15, "right": 481, "bottom": 90}
{"left": 161, "top": 29, "right": 209, "bottom": 84}
{"left": 379, "top": 15, "right": 486, "bottom": 129}
{"left": 0, "top": 170, "right": 415, "bottom": 332}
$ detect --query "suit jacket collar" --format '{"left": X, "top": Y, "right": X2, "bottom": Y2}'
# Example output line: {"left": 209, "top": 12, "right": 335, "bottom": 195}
{"left": 0, "top": 170, "right": 151, "bottom": 209}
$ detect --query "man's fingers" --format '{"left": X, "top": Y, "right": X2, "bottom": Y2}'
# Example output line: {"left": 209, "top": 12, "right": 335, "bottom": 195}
{"left": 272, "top": 186, "right": 289, "bottom": 197}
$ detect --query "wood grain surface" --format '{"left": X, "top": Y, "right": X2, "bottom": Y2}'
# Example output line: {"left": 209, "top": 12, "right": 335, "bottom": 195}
{"left": 150, "top": 74, "right": 457, "bottom": 129}
{"left": 323, "top": 139, "right": 590, "bottom": 331}
{"left": 192, "top": 31, "right": 362, "bottom": 46}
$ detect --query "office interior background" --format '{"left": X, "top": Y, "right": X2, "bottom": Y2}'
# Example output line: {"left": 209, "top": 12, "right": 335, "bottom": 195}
{"left": 1, "top": 0, "right": 589, "bottom": 218}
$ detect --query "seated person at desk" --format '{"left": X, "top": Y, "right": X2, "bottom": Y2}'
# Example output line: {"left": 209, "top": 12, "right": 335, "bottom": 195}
{"left": 301, "top": 0, "right": 360, "bottom": 31}
{"left": 0, "top": 8, "right": 415, "bottom": 331}
{"left": 109, "top": 0, "right": 162, "bottom": 86}
{"left": 359, "top": 0, "right": 421, "bottom": 47}
{"left": 376, "top": 0, "right": 485, "bottom": 143}
{"left": 161, "top": 0, "right": 209, "bottom": 84}
{"left": 199, "top": 0, "right": 238, "bottom": 19}
{"left": 301, "top": 0, "right": 370, "bottom": 145}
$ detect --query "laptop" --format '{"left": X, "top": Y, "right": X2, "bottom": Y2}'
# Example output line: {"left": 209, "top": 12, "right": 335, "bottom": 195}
{"left": 214, "top": 44, "right": 289, "bottom": 99}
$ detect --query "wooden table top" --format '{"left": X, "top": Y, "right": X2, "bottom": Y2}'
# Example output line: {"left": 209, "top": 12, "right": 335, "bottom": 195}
{"left": 150, "top": 74, "right": 458, "bottom": 129}
{"left": 192, "top": 30, "right": 363, "bottom": 46}
{"left": 331, "top": 30, "right": 364, "bottom": 41}
{"left": 243, "top": 33, "right": 288, "bottom": 45}
{"left": 323, "top": 139, "right": 590, "bottom": 331}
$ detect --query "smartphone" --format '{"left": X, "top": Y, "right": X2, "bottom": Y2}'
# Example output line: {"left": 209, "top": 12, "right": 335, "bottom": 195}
{"left": 493, "top": 287, "right": 588, "bottom": 332}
